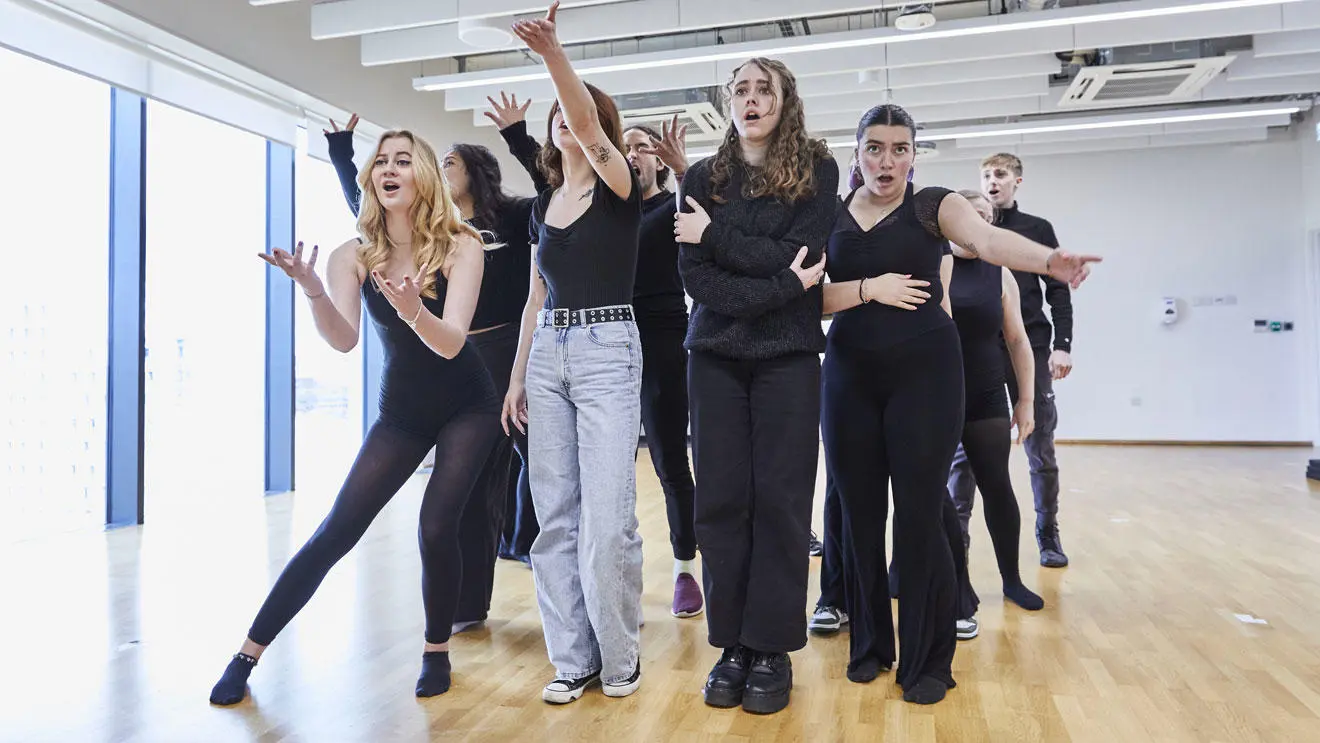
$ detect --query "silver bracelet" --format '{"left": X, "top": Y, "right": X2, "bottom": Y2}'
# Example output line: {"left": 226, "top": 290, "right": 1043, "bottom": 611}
{"left": 402, "top": 304, "right": 424, "bottom": 330}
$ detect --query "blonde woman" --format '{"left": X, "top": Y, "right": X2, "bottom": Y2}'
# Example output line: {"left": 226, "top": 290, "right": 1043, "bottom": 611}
{"left": 210, "top": 130, "right": 500, "bottom": 706}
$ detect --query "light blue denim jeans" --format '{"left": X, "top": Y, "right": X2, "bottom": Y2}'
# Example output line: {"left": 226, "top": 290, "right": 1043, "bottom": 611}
{"left": 527, "top": 309, "right": 644, "bottom": 684}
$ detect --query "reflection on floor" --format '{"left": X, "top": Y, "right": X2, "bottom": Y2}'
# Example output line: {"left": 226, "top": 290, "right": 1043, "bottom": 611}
{"left": 2, "top": 445, "right": 1319, "bottom": 742}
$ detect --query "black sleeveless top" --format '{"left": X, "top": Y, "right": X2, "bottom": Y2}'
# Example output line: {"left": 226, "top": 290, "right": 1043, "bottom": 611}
{"left": 826, "top": 183, "right": 953, "bottom": 351}
{"left": 950, "top": 256, "right": 1010, "bottom": 422}
{"left": 360, "top": 260, "right": 497, "bottom": 437}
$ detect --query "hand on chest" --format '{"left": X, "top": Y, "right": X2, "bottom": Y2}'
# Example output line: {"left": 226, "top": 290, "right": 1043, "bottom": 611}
{"left": 707, "top": 200, "right": 805, "bottom": 278}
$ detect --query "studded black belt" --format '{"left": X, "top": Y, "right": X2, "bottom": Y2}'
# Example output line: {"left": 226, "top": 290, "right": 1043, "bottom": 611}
{"left": 540, "top": 305, "right": 634, "bottom": 328}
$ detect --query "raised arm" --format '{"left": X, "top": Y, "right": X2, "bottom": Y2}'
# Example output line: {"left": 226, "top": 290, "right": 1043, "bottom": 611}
{"left": 936, "top": 192, "right": 1100, "bottom": 289}
{"left": 324, "top": 115, "right": 362, "bottom": 216}
{"left": 512, "top": 3, "right": 632, "bottom": 199}
{"left": 487, "top": 92, "right": 550, "bottom": 193}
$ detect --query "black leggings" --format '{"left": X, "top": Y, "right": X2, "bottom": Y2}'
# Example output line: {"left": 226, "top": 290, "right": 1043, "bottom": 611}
{"left": 954, "top": 416, "right": 1024, "bottom": 590}
{"left": 247, "top": 411, "right": 500, "bottom": 646}
{"left": 457, "top": 323, "right": 520, "bottom": 622}
{"left": 638, "top": 324, "right": 697, "bottom": 561}
{"left": 821, "top": 325, "right": 964, "bottom": 692}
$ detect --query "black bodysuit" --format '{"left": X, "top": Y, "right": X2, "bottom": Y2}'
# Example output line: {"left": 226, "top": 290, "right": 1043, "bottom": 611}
{"left": 950, "top": 256, "right": 1009, "bottom": 423}
{"left": 820, "top": 183, "right": 967, "bottom": 700}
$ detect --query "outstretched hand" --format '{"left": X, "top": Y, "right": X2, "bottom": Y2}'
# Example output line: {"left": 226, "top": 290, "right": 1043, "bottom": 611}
{"left": 637, "top": 114, "right": 690, "bottom": 178}
{"left": 370, "top": 265, "right": 429, "bottom": 324}
{"left": 324, "top": 113, "right": 358, "bottom": 136}
{"left": 1045, "top": 250, "right": 1102, "bottom": 289}
{"left": 511, "top": 2, "right": 562, "bottom": 56}
{"left": 485, "top": 92, "right": 532, "bottom": 129}
{"left": 259, "top": 241, "right": 323, "bottom": 295}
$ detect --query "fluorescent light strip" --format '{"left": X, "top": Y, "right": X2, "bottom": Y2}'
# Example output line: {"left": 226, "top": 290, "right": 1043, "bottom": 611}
{"left": 683, "top": 106, "right": 1302, "bottom": 158}
{"left": 416, "top": 0, "right": 1305, "bottom": 91}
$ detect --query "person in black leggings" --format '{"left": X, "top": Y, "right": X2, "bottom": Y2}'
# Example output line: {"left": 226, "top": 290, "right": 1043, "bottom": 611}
{"left": 210, "top": 129, "right": 501, "bottom": 705}
{"left": 676, "top": 56, "right": 837, "bottom": 715}
{"left": 944, "top": 189, "right": 1045, "bottom": 640}
{"left": 322, "top": 103, "right": 548, "bottom": 631}
{"left": 820, "top": 104, "right": 1099, "bottom": 705}
{"left": 622, "top": 119, "right": 703, "bottom": 618}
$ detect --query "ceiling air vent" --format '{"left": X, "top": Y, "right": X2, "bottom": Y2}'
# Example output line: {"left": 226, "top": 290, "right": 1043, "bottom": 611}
{"left": 1058, "top": 56, "right": 1235, "bottom": 108}
{"left": 620, "top": 101, "right": 727, "bottom": 143}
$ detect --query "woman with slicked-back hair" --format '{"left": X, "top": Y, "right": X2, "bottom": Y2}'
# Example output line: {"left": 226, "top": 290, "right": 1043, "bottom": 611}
{"left": 820, "top": 103, "right": 1099, "bottom": 704}
{"left": 674, "top": 55, "right": 838, "bottom": 716}
{"left": 209, "top": 128, "right": 501, "bottom": 706}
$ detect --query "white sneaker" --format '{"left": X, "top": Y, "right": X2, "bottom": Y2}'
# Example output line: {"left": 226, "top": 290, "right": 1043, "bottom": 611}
{"left": 956, "top": 617, "right": 979, "bottom": 640}
{"left": 542, "top": 671, "right": 600, "bottom": 704}
{"left": 809, "top": 606, "right": 848, "bottom": 634}
{"left": 602, "top": 663, "right": 641, "bottom": 698}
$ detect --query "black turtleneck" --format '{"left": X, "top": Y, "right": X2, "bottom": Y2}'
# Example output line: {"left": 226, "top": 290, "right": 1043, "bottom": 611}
{"left": 997, "top": 203, "right": 1073, "bottom": 353}
{"left": 633, "top": 189, "right": 687, "bottom": 328}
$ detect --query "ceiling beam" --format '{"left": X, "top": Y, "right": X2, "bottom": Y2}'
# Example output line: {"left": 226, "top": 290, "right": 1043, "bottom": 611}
{"left": 808, "top": 96, "right": 1051, "bottom": 133}
{"left": 1253, "top": 27, "right": 1320, "bottom": 56}
{"left": 1227, "top": 49, "right": 1320, "bottom": 78}
{"left": 415, "top": 0, "right": 1313, "bottom": 93}
{"left": 360, "top": 0, "right": 891, "bottom": 67}
{"left": 311, "top": 0, "right": 633, "bottom": 40}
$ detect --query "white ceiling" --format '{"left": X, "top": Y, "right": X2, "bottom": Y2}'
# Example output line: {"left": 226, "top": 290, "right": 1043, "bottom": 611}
{"left": 251, "top": 0, "right": 1320, "bottom": 158}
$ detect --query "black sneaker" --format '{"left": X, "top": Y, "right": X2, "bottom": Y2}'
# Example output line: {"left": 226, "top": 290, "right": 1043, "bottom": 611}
{"left": 742, "top": 652, "right": 792, "bottom": 715}
{"left": 808, "top": 531, "right": 823, "bottom": 557}
{"left": 703, "top": 646, "right": 752, "bottom": 708}
{"left": 542, "top": 670, "right": 600, "bottom": 704}
{"left": 1037, "top": 523, "right": 1069, "bottom": 568}
{"left": 602, "top": 662, "right": 641, "bottom": 698}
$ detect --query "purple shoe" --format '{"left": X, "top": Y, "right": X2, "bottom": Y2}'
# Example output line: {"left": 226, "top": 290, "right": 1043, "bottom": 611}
{"left": 672, "top": 573, "right": 704, "bottom": 618}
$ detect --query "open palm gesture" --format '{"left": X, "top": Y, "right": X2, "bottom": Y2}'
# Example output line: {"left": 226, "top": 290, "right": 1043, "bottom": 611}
{"left": 485, "top": 92, "right": 532, "bottom": 129}
{"left": 511, "top": 2, "right": 562, "bottom": 56}
{"left": 637, "top": 113, "right": 690, "bottom": 177}
{"left": 259, "top": 241, "right": 322, "bottom": 294}
{"left": 371, "top": 265, "right": 429, "bottom": 322}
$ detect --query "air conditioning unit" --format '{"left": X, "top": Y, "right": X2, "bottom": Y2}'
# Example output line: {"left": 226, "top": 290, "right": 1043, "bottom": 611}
{"left": 1058, "top": 56, "right": 1235, "bottom": 108}
{"left": 619, "top": 101, "right": 728, "bottom": 143}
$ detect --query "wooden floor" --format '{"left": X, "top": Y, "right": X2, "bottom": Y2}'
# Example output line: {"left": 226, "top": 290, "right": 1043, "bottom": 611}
{"left": 4, "top": 445, "right": 1320, "bottom": 742}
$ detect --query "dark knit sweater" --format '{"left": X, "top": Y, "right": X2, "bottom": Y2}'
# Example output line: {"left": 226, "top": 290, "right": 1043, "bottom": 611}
{"left": 677, "top": 154, "right": 840, "bottom": 360}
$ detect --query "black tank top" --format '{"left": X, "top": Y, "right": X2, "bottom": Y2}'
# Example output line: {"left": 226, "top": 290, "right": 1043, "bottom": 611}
{"left": 360, "top": 265, "right": 496, "bottom": 435}
{"left": 826, "top": 183, "right": 954, "bottom": 351}
{"left": 949, "top": 256, "right": 1006, "bottom": 399}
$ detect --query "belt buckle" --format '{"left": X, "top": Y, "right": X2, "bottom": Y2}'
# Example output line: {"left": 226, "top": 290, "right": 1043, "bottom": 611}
{"left": 552, "top": 308, "right": 570, "bottom": 328}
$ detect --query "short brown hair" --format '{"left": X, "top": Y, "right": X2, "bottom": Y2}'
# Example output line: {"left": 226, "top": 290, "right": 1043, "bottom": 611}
{"left": 624, "top": 124, "right": 670, "bottom": 188}
{"left": 980, "top": 152, "right": 1023, "bottom": 176}
{"left": 537, "top": 82, "right": 623, "bottom": 189}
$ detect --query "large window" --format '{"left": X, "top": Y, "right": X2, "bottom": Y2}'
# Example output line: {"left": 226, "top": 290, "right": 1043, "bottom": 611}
{"left": 0, "top": 48, "right": 111, "bottom": 543}
{"left": 143, "top": 101, "right": 267, "bottom": 525}
{"left": 294, "top": 130, "right": 365, "bottom": 489}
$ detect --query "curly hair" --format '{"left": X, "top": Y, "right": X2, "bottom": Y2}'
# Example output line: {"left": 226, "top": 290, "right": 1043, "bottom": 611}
{"left": 624, "top": 124, "right": 669, "bottom": 189}
{"left": 447, "top": 143, "right": 515, "bottom": 229}
{"left": 356, "top": 130, "right": 483, "bottom": 300}
{"left": 536, "top": 82, "right": 624, "bottom": 189}
{"left": 708, "top": 57, "right": 830, "bottom": 204}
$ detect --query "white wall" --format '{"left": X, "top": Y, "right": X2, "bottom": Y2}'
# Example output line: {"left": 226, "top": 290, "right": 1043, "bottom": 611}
{"left": 911, "top": 136, "right": 1315, "bottom": 443}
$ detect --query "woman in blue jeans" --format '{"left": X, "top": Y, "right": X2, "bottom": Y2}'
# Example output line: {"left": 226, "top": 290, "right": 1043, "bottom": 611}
{"left": 503, "top": 2, "right": 644, "bottom": 704}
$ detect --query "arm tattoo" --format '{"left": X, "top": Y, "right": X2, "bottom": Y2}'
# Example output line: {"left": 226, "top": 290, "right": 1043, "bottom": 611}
{"left": 586, "top": 143, "right": 611, "bottom": 165}
{"left": 961, "top": 239, "right": 980, "bottom": 257}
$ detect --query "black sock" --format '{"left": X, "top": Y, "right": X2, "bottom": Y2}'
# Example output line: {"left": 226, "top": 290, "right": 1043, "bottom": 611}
{"left": 416, "top": 651, "right": 452, "bottom": 697}
{"left": 209, "top": 653, "right": 257, "bottom": 706}
{"left": 846, "top": 656, "right": 888, "bottom": 684}
{"left": 902, "top": 675, "right": 950, "bottom": 705}
{"left": 1004, "top": 582, "right": 1044, "bottom": 611}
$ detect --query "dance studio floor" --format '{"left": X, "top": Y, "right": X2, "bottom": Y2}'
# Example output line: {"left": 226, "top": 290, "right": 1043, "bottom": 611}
{"left": 2, "top": 444, "right": 1319, "bottom": 742}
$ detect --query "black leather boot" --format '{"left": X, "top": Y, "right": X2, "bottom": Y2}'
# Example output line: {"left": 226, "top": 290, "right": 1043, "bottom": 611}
{"left": 742, "top": 652, "right": 792, "bottom": 715}
{"left": 703, "top": 645, "right": 752, "bottom": 708}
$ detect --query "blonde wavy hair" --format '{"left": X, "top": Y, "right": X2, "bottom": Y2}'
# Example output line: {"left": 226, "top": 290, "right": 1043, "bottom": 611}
{"left": 356, "top": 130, "right": 483, "bottom": 300}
